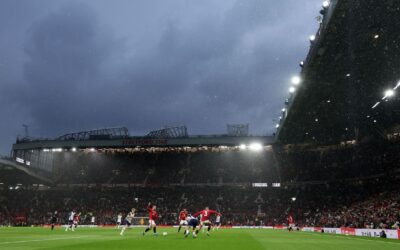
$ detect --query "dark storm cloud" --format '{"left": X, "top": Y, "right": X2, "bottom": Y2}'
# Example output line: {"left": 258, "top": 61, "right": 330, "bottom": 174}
{"left": 0, "top": 0, "right": 321, "bottom": 153}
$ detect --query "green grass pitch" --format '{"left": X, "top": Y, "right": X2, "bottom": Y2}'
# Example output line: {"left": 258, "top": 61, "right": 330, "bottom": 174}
{"left": 0, "top": 227, "right": 399, "bottom": 250}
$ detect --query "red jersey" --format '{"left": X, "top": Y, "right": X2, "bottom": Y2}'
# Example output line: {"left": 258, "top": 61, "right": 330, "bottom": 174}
{"left": 179, "top": 211, "right": 188, "bottom": 221}
{"left": 193, "top": 209, "right": 220, "bottom": 222}
{"left": 148, "top": 205, "right": 159, "bottom": 221}
{"left": 287, "top": 215, "right": 294, "bottom": 224}
{"left": 73, "top": 214, "right": 80, "bottom": 222}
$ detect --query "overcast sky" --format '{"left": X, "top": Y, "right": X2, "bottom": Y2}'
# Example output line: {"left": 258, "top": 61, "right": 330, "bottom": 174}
{"left": 0, "top": 0, "right": 322, "bottom": 154}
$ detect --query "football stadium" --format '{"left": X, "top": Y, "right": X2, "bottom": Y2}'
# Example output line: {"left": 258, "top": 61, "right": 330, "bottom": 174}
{"left": 1, "top": 0, "right": 400, "bottom": 249}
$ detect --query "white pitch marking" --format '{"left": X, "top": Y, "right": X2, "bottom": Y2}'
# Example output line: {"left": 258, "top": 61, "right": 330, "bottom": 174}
{"left": 0, "top": 236, "right": 88, "bottom": 245}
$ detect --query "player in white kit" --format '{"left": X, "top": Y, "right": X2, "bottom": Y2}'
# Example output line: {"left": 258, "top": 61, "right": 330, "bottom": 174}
{"left": 213, "top": 215, "right": 221, "bottom": 230}
{"left": 116, "top": 213, "right": 123, "bottom": 228}
{"left": 120, "top": 208, "right": 135, "bottom": 236}
{"left": 65, "top": 210, "right": 76, "bottom": 232}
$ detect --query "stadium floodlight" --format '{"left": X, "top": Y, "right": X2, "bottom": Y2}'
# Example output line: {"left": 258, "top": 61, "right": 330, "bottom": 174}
{"left": 309, "top": 35, "right": 316, "bottom": 42}
{"left": 52, "top": 148, "right": 62, "bottom": 152}
{"left": 71, "top": 147, "right": 77, "bottom": 152}
{"left": 371, "top": 102, "right": 380, "bottom": 109}
{"left": 90, "top": 148, "right": 96, "bottom": 152}
{"left": 291, "top": 197, "right": 296, "bottom": 202}
{"left": 276, "top": 124, "right": 280, "bottom": 128}
{"left": 43, "top": 149, "right": 50, "bottom": 152}
{"left": 322, "top": 0, "right": 330, "bottom": 8}
{"left": 299, "top": 61, "right": 304, "bottom": 67}
{"left": 291, "top": 76, "right": 301, "bottom": 85}
{"left": 249, "top": 143, "right": 263, "bottom": 151}
{"left": 394, "top": 81, "right": 400, "bottom": 90}
{"left": 374, "top": 34, "right": 379, "bottom": 39}
{"left": 383, "top": 89, "right": 395, "bottom": 99}
{"left": 289, "top": 87, "right": 296, "bottom": 93}
{"left": 239, "top": 144, "right": 247, "bottom": 150}
{"left": 282, "top": 108, "right": 286, "bottom": 112}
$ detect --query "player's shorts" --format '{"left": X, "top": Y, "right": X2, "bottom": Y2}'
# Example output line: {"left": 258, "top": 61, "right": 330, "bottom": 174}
{"left": 149, "top": 219, "right": 156, "bottom": 227}
{"left": 188, "top": 219, "right": 199, "bottom": 229}
{"left": 117, "top": 221, "right": 121, "bottom": 225}
{"left": 68, "top": 220, "right": 73, "bottom": 225}
{"left": 73, "top": 220, "right": 79, "bottom": 225}
{"left": 201, "top": 220, "right": 211, "bottom": 226}
{"left": 215, "top": 222, "right": 221, "bottom": 226}
{"left": 122, "top": 219, "right": 131, "bottom": 226}
{"left": 289, "top": 223, "right": 295, "bottom": 228}
{"left": 179, "top": 220, "right": 188, "bottom": 226}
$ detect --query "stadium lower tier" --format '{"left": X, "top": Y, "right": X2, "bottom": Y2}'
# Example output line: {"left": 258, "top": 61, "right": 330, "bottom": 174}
{"left": 1, "top": 178, "right": 399, "bottom": 229}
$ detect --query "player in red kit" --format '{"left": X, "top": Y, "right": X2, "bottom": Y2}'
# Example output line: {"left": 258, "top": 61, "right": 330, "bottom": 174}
{"left": 177, "top": 208, "right": 188, "bottom": 233}
{"left": 73, "top": 213, "right": 81, "bottom": 231}
{"left": 143, "top": 202, "right": 159, "bottom": 236}
{"left": 287, "top": 214, "right": 295, "bottom": 232}
{"left": 193, "top": 207, "right": 221, "bottom": 236}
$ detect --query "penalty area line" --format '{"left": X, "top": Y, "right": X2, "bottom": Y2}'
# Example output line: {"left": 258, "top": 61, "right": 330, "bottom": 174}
{"left": 0, "top": 236, "right": 89, "bottom": 245}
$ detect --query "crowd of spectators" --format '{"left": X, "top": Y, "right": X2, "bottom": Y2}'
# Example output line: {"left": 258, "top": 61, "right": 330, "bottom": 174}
{"left": 0, "top": 179, "right": 398, "bottom": 229}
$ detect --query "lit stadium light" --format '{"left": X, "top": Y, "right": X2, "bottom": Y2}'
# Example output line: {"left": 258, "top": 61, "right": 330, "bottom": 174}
{"left": 374, "top": 34, "right": 379, "bottom": 39}
{"left": 309, "top": 35, "right": 316, "bottom": 42}
{"left": 239, "top": 144, "right": 247, "bottom": 150}
{"left": 43, "top": 149, "right": 50, "bottom": 152}
{"left": 371, "top": 102, "right": 380, "bottom": 109}
{"left": 394, "top": 81, "right": 400, "bottom": 90}
{"left": 282, "top": 108, "right": 286, "bottom": 112}
{"left": 289, "top": 87, "right": 296, "bottom": 93}
{"left": 322, "top": 0, "right": 330, "bottom": 8}
{"left": 291, "top": 76, "right": 301, "bottom": 85}
{"left": 315, "top": 118, "right": 319, "bottom": 122}
{"left": 299, "top": 61, "right": 304, "bottom": 67}
{"left": 276, "top": 124, "right": 280, "bottom": 128}
{"left": 346, "top": 73, "right": 351, "bottom": 77}
{"left": 383, "top": 89, "right": 395, "bottom": 99}
{"left": 90, "top": 148, "right": 96, "bottom": 152}
{"left": 249, "top": 143, "right": 263, "bottom": 151}
{"left": 291, "top": 197, "right": 296, "bottom": 202}
{"left": 52, "top": 148, "right": 62, "bottom": 152}
{"left": 71, "top": 147, "right": 77, "bottom": 152}
{"left": 16, "top": 157, "right": 24, "bottom": 164}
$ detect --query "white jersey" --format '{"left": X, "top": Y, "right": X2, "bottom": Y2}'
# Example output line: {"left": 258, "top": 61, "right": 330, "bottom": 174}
{"left": 68, "top": 212, "right": 76, "bottom": 221}
{"left": 125, "top": 212, "right": 135, "bottom": 223}
{"left": 91, "top": 216, "right": 95, "bottom": 223}
{"left": 216, "top": 215, "right": 221, "bottom": 223}
{"left": 117, "top": 215, "right": 122, "bottom": 223}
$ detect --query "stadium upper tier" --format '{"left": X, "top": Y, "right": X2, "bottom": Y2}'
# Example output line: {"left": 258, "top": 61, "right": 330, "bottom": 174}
{"left": 12, "top": 135, "right": 274, "bottom": 151}
{"left": 277, "top": 0, "right": 400, "bottom": 144}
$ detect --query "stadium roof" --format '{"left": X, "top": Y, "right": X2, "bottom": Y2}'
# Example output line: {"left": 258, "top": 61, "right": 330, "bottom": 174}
{"left": 12, "top": 126, "right": 274, "bottom": 151}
